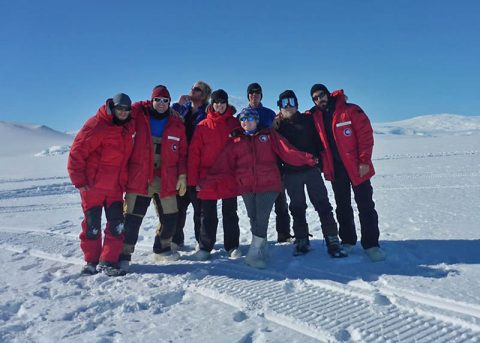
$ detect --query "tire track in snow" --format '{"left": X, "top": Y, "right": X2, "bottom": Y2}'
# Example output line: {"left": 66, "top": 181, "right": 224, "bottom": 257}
{"left": 0, "top": 182, "right": 76, "bottom": 200}
{"left": 374, "top": 150, "right": 480, "bottom": 161}
{"left": 0, "top": 202, "right": 79, "bottom": 214}
{"left": 2, "top": 227, "right": 480, "bottom": 342}
{"left": 193, "top": 265, "right": 480, "bottom": 343}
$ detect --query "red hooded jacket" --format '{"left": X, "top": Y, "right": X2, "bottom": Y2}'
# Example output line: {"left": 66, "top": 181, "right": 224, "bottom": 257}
{"left": 68, "top": 100, "right": 135, "bottom": 192}
{"left": 126, "top": 100, "right": 187, "bottom": 197}
{"left": 187, "top": 105, "right": 241, "bottom": 200}
{"left": 309, "top": 89, "right": 375, "bottom": 186}
{"left": 202, "top": 128, "right": 316, "bottom": 198}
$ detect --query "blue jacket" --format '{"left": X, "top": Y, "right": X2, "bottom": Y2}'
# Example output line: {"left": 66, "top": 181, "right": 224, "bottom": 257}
{"left": 245, "top": 103, "right": 276, "bottom": 130}
{"left": 172, "top": 101, "right": 208, "bottom": 143}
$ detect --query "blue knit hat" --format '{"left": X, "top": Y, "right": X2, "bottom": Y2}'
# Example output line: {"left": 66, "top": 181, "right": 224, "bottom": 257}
{"left": 238, "top": 108, "right": 259, "bottom": 121}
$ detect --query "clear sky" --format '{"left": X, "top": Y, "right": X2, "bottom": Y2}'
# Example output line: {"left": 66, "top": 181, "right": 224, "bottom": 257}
{"left": 1, "top": 0, "right": 479, "bottom": 131}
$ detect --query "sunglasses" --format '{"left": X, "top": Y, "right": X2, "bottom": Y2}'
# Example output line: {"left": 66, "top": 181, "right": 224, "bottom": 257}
{"left": 312, "top": 91, "right": 327, "bottom": 101}
{"left": 114, "top": 105, "right": 131, "bottom": 112}
{"left": 192, "top": 86, "right": 203, "bottom": 93}
{"left": 153, "top": 97, "right": 170, "bottom": 103}
{"left": 240, "top": 116, "right": 257, "bottom": 122}
{"left": 248, "top": 90, "right": 261, "bottom": 95}
{"left": 279, "top": 97, "right": 297, "bottom": 109}
{"left": 213, "top": 99, "right": 227, "bottom": 104}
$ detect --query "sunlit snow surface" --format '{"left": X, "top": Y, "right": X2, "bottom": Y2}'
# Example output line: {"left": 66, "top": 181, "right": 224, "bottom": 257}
{"left": 0, "top": 116, "right": 479, "bottom": 342}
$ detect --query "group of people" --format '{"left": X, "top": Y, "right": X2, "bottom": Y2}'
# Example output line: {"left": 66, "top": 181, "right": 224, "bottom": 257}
{"left": 67, "top": 81, "right": 386, "bottom": 276}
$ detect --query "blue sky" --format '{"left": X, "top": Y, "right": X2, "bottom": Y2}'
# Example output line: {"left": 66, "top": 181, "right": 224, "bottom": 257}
{"left": 1, "top": 0, "right": 479, "bottom": 131}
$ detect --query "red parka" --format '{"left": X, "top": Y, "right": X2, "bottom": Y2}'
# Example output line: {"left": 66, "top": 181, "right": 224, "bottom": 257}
{"left": 187, "top": 105, "right": 241, "bottom": 199}
{"left": 202, "top": 128, "right": 316, "bottom": 198}
{"left": 68, "top": 100, "right": 135, "bottom": 192}
{"left": 309, "top": 89, "right": 375, "bottom": 186}
{"left": 126, "top": 100, "right": 187, "bottom": 197}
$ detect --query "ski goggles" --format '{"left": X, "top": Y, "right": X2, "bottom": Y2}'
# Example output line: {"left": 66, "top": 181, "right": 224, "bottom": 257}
{"left": 239, "top": 116, "right": 258, "bottom": 122}
{"left": 114, "top": 105, "right": 131, "bottom": 111}
{"left": 312, "top": 91, "right": 328, "bottom": 101}
{"left": 279, "top": 97, "right": 297, "bottom": 108}
{"left": 153, "top": 97, "right": 170, "bottom": 103}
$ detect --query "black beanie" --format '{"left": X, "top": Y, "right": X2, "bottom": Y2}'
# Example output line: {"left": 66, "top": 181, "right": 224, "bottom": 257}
{"left": 277, "top": 90, "right": 298, "bottom": 108}
{"left": 310, "top": 84, "right": 330, "bottom": 97}
{"left": 247, "top": 82, "right": 262, "bottom": 96}
{"left": 112, "top": 93, "right": 132, "bottom": 108}
{"left": 211, "top": 89, "right": 228, "bottom": 104}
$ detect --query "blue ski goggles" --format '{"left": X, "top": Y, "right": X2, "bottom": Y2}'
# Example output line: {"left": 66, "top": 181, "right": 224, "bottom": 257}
{"left": 240, "top": 116, "right": 258, "bottom": 122}
{"left": 278, "top": 97, "right": 297, "bottom": 109}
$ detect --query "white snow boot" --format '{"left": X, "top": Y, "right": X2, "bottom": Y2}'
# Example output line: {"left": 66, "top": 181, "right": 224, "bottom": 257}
{"left": 365, "top": 246, "right": 386, "bottom": 262}
{"left": 245, "top": 235, "right": 267, "bottom": 269}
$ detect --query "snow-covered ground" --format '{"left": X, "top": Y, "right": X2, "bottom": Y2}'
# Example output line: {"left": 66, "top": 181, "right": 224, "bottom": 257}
{"left": 0, "top": 115, "right": 479, "bottom": 342}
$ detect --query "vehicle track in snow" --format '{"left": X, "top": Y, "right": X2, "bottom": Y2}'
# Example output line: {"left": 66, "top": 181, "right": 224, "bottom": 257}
{"left": 1, "top": 227, "right": 479, "bottom": 342}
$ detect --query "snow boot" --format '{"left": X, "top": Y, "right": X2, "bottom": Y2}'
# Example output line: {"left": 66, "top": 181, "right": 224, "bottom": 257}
{"left": 192, "top": 249, "right": 210, "bottom": 261}
{"left": 81, "top": 263, "right": 98, "bottom": 275}
{"left": 341, "top": 243, "right": 355, "bottom": 254}
{"left": 325, "top": 235, "right": 348, "bottom": 258}
{"left": 153, "top": 247, "right": 180, "bottom": 262}
{"left": 293, "top": 237, "right": 310, "bottom": 256}
{"left": 245, "top": 235, "right": 267, "bottom": 269}
{"left": 118, "top": 260, "right": 130, "bottom": 273}
{"left": 365, "top": 247, "right": 386, "bottom": 262}
{"left": 228, "top": 248, "right": 242, "bottom": 259}
{"left": 97, "top": 262, "right": 126, "bottom": 277}
{"left": 277, "top": 232, "right": 294, "bottom": 243}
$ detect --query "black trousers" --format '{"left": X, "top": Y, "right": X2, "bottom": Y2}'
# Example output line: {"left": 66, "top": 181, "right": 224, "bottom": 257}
{"left": 173, "top": 186, "right": 202, "bottom": 245}
{"left": 198, "top": 197, "right": 240, "bottom": 252}
{"left": 284, "top": 168, "right": 337, "bottom": 240}
{"left": 331, "top": 162, "right": 379, "bottom": 249}
{"left": 274, "top": 189, "right": 291, "bottom": 236}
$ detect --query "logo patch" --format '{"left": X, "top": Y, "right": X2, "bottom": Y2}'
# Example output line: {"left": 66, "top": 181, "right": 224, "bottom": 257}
{"left": 259, "top": 135, "right": 268, "bottom": 142}
{"left": 344, "top": 128, "right": 352, "bottom": 136}
{"left": 171, "top": 143, "right": 178, "bottom": 151}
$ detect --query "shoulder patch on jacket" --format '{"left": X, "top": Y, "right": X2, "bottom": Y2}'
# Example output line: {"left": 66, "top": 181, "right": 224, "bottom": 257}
{"left": 258, "top": 134, "right": 269, "bottom": 142}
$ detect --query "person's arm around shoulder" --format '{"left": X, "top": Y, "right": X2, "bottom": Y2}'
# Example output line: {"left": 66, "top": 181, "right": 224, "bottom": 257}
{"left": 270, "top": 129, "right": 316, "bottom": 167}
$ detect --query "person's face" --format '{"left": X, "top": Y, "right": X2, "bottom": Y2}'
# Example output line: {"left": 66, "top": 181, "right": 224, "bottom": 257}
{"left": 279, "top": 97, "right": 297, "bottom": 118}
{"left": 312, "top": 90, "right": 329, "bottom": 111}
{"left": 248, "top": 90, "right": 262, "bottom": 107}
{"left": 240, "top": 115, "right": 258, "bottom": 131}
{"left": 114, "top": 106, "right": 131, "bottom": 121}
{"left": 190, "top": 83, "right": 207, "bottom": 102}
{"left": 213, "top": 100, "right": 227, "bottom": 114}
{"left": 152, "top": 97, "right": 170, "bottom": 113}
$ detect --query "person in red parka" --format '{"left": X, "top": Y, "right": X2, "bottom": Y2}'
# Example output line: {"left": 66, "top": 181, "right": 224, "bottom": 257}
{"left": 188, "top": 89, "right": 242, "bottom": 260}
{"left": 119, "top": 85, "right": 188, "bottom": 270}
{"left": 68, "top": 93, "right": 135, "bottom": 276}
{"left": 308, "top": 84, "right": 385, "bottom": 262}
{"left": 206, "top": 108, "right": 316, "bottom": 268}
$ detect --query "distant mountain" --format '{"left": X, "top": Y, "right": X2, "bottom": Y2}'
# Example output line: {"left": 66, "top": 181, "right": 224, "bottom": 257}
{"left": 373, "top": 114, "right": 480, "bottom": 136}
{"left": 0, "top": 121, "right": 74, "bottom": 156}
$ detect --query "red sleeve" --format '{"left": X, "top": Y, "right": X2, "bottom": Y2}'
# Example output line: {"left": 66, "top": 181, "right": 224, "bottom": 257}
{"left": 270, "top": 129, "right": 315, "bottom": 167}
{"left": 67, "top": 119, "right": 103, "bottom": 188}
{"left": 350, "top": 105, "right": 374, "bottom": 164}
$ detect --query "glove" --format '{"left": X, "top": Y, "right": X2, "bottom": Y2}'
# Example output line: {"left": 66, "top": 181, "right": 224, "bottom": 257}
{"left": 176, "top": 174, "right": 187, "bottom": 196}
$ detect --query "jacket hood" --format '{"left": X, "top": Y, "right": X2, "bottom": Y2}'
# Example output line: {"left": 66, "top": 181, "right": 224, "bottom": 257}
{"left": 206, "top": 104, "right": 236, "bottom": 120}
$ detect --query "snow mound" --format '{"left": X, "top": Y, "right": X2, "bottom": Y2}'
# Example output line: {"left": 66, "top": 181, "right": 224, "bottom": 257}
{"left": 374, "top": 114, "right": 480, "bottom": 136}
{"left": 35, "top": 145, "right": 71, "bottom": 157}
{"left": 0, "top": 121, "right": 74, "bottom": 156}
